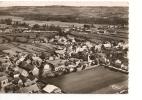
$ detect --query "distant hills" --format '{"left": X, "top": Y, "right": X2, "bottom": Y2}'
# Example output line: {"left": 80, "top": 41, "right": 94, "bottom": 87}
{"left": 0, "top": 6, "right": 128, "bottom": 24}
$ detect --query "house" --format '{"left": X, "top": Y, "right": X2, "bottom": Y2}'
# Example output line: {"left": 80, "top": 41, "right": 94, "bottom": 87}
{"left": 55, "top": 35, "right": 60, "bottom": 39}
{"left": 48, "top": 38, "right": 55, "bottom": 43}
{"left": 12, "top": 78, "right": 20, "bottom": 85}
{"left": 58, "top": 37, "right": 67, "bottom": 44}
{"left": 48, "top": 56, "right": 54, "bottom": 61}
{"left": 1, "top": 60, "right": 12, "bottom": 71}
{"left": 29, "top": 34, "right": 37, "bottom": 39}
{"left": 43, "top": 63, "right": 54, "bottom": 72}
{"left": 85, "top": 29, "right": 91, "bottom": 33}
{"left": 63, "top": 27, "right": 70, "bottom": 33}
{"left": 16, "top": 55, "right": 26, "bottom": 65}
{"left": 24, "top": 78, "right": 37, "bottom": 87}
{"left": 19, "top": 74, "right": 28, "bottom": 83}
{"left": 103, "top": 42, "right": 112, "bottom": 49}
{"left": 121, "top": 64, "right": 128, "bottom": 70}
{"left": 0, "top": 76, "right": 9, "bottom": 88}
{"left": 4, "top": 28, "right": 13, "bottom": 33}
{"left": 75, "top": 46, "right": 86, "bottom": 53}
{"left": 18, "top": 67, "right": 29, "bottom": 77}
{"left": 17, "top": 27, "right": 29, "bottom": 30}
{"left": 28, "top": 73, "right": 38, "bottom": 82}
{"left": 41, "top": 62, "right": 55, "bottom": 77}
{"left": 55, "top": 49, "right": 66, "bottom": 55}
{"left": 115, "top": 59, "right": 122, "bottom": 68}
{"left": 18, "top": 84, "right": 40, "bottom": 93}
{"left": 85, "top": 41, "right": 93, "bottom": 49}
{"left": 0, "top": 24, "right": 10, "bottom": 29}
{"left": 13, "top": 71, "right": 20, "bottom": 78}
{"left": 18, "top": 79, "right": 23, "bottom": 87}
{"left": 31, "top": 66, "right": 39, "bottom": 76}
{"left": 18, "top": 61, "right": 34, "bottom": 72}
{"left": 38, "top": 37, "right": 48, "bottom": 43}
{"left": 94, "top": 44, "right": 102, "bottom": 52}
{"left": 42, "top": 84, "right": 62, "bottom": 93}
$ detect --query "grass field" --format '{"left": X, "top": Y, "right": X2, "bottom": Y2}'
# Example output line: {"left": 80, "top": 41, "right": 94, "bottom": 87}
{"left": 42, "top": 66, "right": 128, "bottom": 93}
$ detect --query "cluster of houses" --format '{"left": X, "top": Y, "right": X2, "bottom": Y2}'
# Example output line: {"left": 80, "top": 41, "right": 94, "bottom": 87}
{"left": 0, "top": 33, "right": 128, "bottom": 93}
{"left": 0, "top": 21, "right": 128, "bottom": 93}
{"left": 0, "top": 51, "right": 64, "bottom": 93}
{"left": 0, "top": 20, "right": 128, "bottom": 45}
{"left": 47, "top": 35, "right": 128, "bottom": 70}
{"left": 63, "top": 24, "right": 125, "bottom": 35}
{"left": 0, "top": 24, "right": 13, "bottom": 33}
{"left": 0, "top": 22, "right": 125, "bottom": 35}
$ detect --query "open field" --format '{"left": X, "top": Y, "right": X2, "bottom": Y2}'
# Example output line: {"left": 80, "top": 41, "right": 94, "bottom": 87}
{"left": 42, "top": 66, "right": 128, "bottom": 93}
{"left": 0, "top": 6, "right": 128, "bottom": 24}
{"left": 0, "top": 42, "right": 55, "bottom": 54}
{"left": 70, "top": 31, "right": 128, "bottom": 42}
{"left": 93, "top": 80, "right": 128, "bottom": 94}
{"left": 0, "top": 6, "right": 128, "bottom": 18}
{"left": 0, "top": 15, "right": 84, "bottom": 27}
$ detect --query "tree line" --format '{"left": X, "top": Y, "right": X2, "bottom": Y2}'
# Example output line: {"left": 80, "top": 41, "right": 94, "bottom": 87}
{"left": 17, "top": 14, "right": 128, "bottom": 25}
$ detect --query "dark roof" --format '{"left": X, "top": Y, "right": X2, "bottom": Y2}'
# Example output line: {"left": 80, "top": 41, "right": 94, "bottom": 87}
{"left": 19, "top": 74, "right": 27, "bottom": 83}
{"left": 28, "top": 73, "right": 36, "bottom": 81}
{"left": 13, "top": 71, "right": 20, "bottom": 75}
{"left": 12, "top": 78, "right": 20, "bottom": 84}
{"left": 19, "top": 61, "right": 34, "bottom": 71}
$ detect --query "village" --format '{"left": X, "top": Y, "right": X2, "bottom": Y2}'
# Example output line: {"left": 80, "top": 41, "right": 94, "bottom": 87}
{"left": 0, "top": 18, "right": 128, "bottom": 93}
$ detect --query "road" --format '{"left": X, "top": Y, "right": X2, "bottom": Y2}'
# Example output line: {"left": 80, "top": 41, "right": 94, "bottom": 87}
{"left": 43, "top": 66, "right": 128, "bottom": 93}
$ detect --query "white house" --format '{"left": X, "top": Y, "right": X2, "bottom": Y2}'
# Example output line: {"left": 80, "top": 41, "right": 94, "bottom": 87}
{"left": 0, "top": 76, "right": 9, "bottom": 88}
{"left": 42, "top": 84, "right": 62, "bottom": 93}
{"left": 32, "top": 66, "right": 39, "bottom": 76}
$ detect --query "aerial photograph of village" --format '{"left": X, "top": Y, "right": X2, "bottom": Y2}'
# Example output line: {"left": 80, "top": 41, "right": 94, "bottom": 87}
{"left": 0, "top": 1, "right": 128, "bottom": 94}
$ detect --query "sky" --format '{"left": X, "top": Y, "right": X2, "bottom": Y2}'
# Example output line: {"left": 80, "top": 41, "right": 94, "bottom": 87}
{"left": 0, "top": 0, "right": 129, "bottom": 7}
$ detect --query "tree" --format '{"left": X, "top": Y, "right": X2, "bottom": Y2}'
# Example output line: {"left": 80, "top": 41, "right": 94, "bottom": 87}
{"left": 0, "top": 18, "right": 12, "bottom": 25}
{"left": 5, "top": 18, "right": 12, "bottom": 25}
{"left": 32, "top": 24, "right": 40, "bottom": 30}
